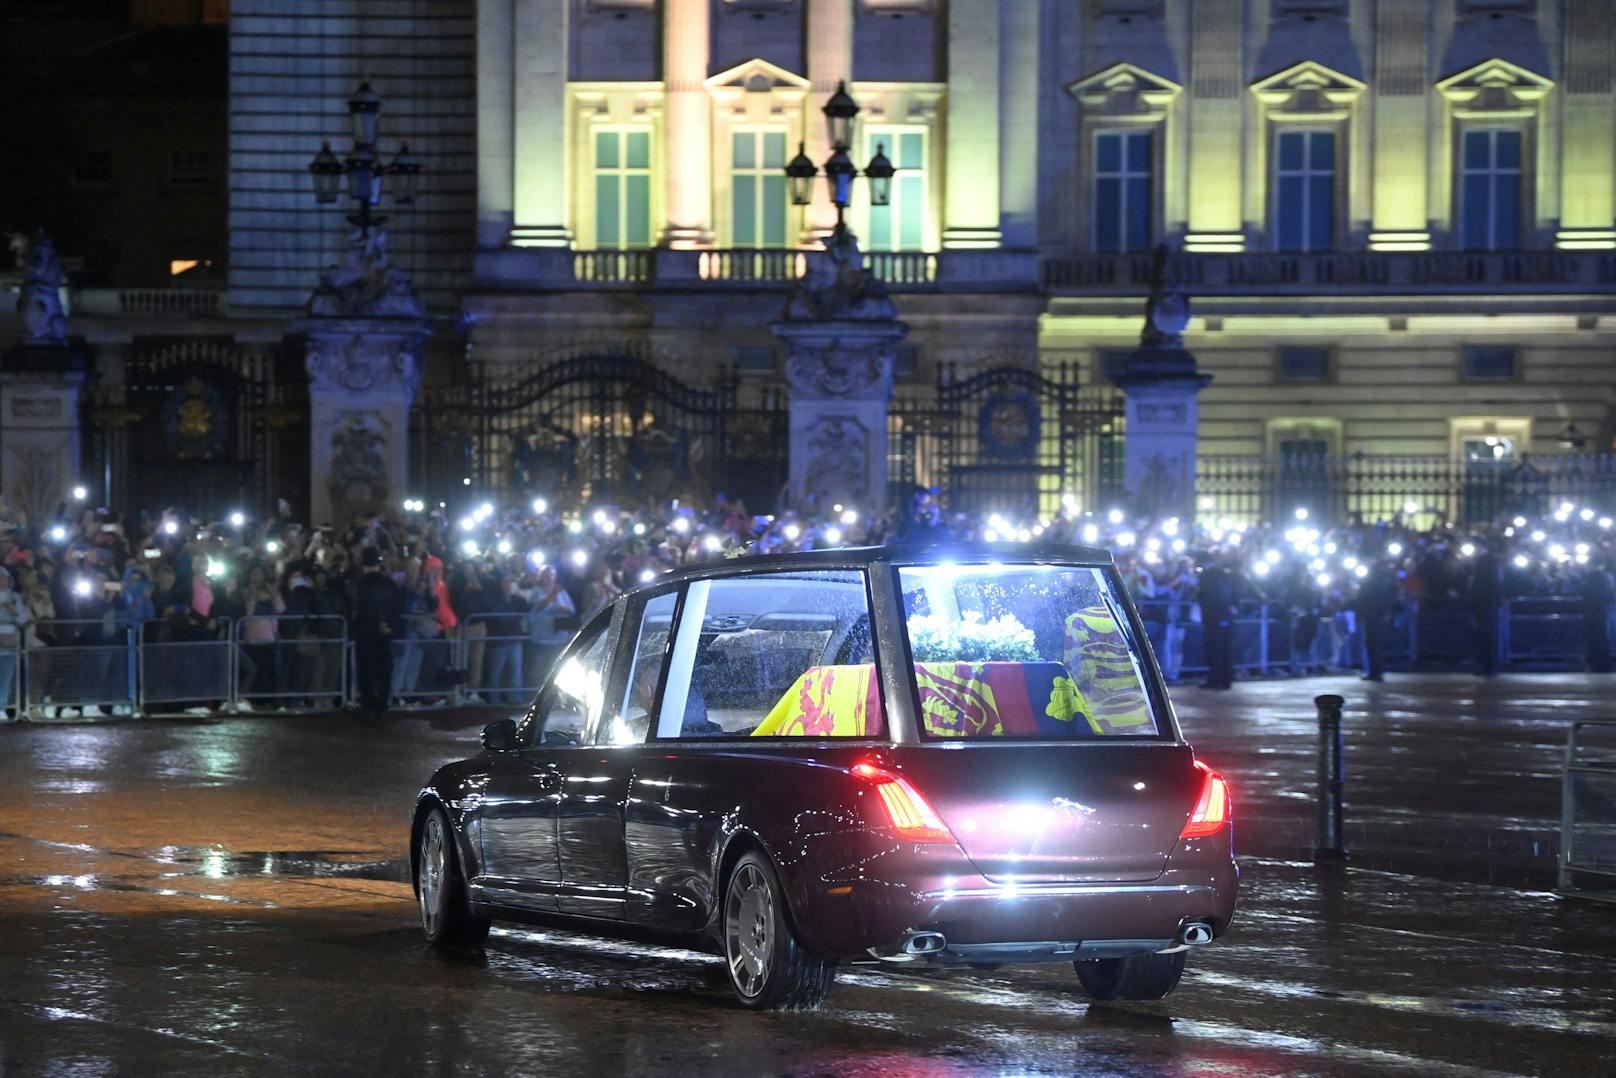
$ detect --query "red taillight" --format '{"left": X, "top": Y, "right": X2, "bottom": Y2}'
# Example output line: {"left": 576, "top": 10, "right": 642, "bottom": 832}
{"left": 1180, "top": 759, "right": 1231, "bottom": 838}
{"left": 851, "top": 762, "right": 954, "bottom": 843}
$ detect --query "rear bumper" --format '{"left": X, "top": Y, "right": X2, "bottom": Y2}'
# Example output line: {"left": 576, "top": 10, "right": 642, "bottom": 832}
{"left": 804, "top": 861, "right": 1239, "bottom": 958}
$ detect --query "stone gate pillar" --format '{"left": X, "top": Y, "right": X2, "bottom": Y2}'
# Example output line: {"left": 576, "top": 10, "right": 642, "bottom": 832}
{"left": 297, "top": 228, "right": 430, "bottom": 527}
{"left": 1, "top": 231, "right": 89, "bottom": 523}
{"left": 1109, "top": 245, "right": 1211, "bottom": 523}
{"left": 771, "top": 232, "right": 907, "bottom": 509}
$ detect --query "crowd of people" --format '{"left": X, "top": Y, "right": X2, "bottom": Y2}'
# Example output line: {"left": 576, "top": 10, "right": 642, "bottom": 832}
{"left": 1, "top": 485, "right": 1612, "bottom": 719}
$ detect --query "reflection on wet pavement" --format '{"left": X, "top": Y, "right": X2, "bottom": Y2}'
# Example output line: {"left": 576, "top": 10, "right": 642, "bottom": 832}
{"left": 0, "top": 675, "right": 1613, "bottom": 1075}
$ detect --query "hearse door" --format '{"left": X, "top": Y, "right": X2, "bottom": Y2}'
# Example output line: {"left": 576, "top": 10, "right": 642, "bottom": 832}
{"left": 556, "top": 590, "right": 677, "bottom": 920}
{"left": 478, "top": 612, "right": 615, "bottom": 910}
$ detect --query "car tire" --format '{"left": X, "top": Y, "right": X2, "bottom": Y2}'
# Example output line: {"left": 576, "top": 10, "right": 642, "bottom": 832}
{"left": 1073, "top": 950, "right": 1186, "bottom": 1001}
{"left": 722, "top": 850, "right": 835, "bottom": 1010}
{"left": 417, "top": 806, "right": 491, "bottom": 948}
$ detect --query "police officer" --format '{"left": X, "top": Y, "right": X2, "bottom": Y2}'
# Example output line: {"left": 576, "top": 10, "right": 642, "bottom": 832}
{"left": 351, "top": 547, "right": 403, "bottom": 719}
{"left": 1353, "top": 558, "right": 1397, "bottom": 682}
{"left": 1197, "top": 554, "right": 1236, "bottom": 690}
{"left": 1581, "top": 556, "right": 1614, "bottom": 673}
{"left": 1467, "top": 543, "right": 1504, "bottom": 678}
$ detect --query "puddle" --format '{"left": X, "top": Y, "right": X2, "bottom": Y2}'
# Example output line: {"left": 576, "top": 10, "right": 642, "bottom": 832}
{"left": 157, "top": 848, "right": 410, "bottom": 883}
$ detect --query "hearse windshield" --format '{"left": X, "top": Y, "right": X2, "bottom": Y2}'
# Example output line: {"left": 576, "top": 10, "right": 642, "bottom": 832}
{"left": 897, "top": 563, "right": 1161, "bottom": 740}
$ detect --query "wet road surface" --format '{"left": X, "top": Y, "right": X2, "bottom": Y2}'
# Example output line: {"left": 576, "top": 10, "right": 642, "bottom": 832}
{"left": 1, "top": 674, "right": 1614, "bottom": 1076}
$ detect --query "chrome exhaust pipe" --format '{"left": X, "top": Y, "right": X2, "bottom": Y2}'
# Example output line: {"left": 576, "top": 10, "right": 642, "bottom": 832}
{"left": 1179, "top": 921, "right": 1214, "bottom": 946}
{"left": 901, "top": 931, "right": 948, "bottom": 955}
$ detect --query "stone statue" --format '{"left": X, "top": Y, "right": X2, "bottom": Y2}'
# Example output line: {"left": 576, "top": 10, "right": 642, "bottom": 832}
{"left": 306, "top": 333, "right": 421, "bottom": 396}
{"left": 783, "top": 228, "right": 898, "bottom": 323}
{"left": 15, "top": 230, "right": 69, "bottom": 345}
{"left": 308, "top": 226, "right": 425, "bottom": 319}
{"left": 1141, "top": 243, "right": 1190, "bottom": 348}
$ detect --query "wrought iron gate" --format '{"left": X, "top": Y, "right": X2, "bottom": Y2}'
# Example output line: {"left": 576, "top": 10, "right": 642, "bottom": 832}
{"left": 83, "top": 337, "right": 305, "bottom": 519}
{"left": 888, "top": 361, "right": 1125, "bottom": 518}
{"left": 411, "top": 354, "right": 785, "bottom": 508}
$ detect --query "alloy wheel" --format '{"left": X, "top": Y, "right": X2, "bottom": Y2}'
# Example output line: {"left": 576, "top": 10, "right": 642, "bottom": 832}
{"left": 724, "top": 861, "right": 775, "bottom": 998}
{"left": 419, "top": 814, "right": 445, "bottom": 937}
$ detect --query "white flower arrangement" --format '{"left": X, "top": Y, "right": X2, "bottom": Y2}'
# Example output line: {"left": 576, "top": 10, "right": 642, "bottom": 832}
{"left": 908, "top": 610, "right": 1040, "bottom": 663}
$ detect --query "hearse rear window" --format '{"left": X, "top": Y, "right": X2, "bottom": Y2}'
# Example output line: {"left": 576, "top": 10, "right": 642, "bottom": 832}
{"left": 650, "top": 570, "right": 884, "bottom": 740}
{"left": 897, "top": 564, "right": 1160, "bottom": 739}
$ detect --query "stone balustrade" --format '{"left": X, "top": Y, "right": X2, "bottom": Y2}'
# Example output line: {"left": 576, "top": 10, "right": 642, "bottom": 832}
{"left": 71, "top": 288, "right": 227, "bottom": 318}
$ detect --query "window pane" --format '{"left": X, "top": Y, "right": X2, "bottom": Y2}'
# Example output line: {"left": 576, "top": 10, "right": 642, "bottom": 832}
{"left": 733, "top": 131, "right": 755, "bottom": 169}
{"left": 1095, "top": 177, "right": 1121, "bottom": 250}
{"left": 1462, "top": 174, "right": 1490, "bottom": 249}
{"left": 1464, "top": 345, "right": 1516, "bottom": 381}
{"left": 1495, "top": 130, "right": 1521, "bottom": 170}
{"left": 1096, "top": 133, "right": 1120, "bottom": 173}
{"left": 762, "top": 131, "right": 786, "bottom": 169}
{"left": 1125, "top": 176, "right": 1151, "bottom": 251}
{"left": 899, "top": 132, "right": 924, "bottom": 169}
{"left": 898, "top": 564, "right": 1159, "bottom": 739}
{"left": 1308, "top": 130, "right": 1334, "bottom": 170}
{"left": 732, "top": 175, "right": 757, "bottom": 245}
{"left": 596, "top": 130, "right": 619, "bottom": 169}
{"left": 1307, "top": 174, "right": 1333, "bottom": 250}
{"left": 898, "top": 174, "right": 924, "bottom": 249}
{"left": 1277, "top": 175, "right": 1304, "bottom": 250}
{"left": 1463, "top": 130, "right": 1489, "bottom": 169}
{"left": 1493, "top": 172, "right": 1520, "bottom": 249}
{"left": 605, "top": 592, "right": 678, "bottom": 746}
{"left": 656, "top": 572, "right": 883, "bottom": 739}
{"left": 625, "top": 131, "right": 650, "bottom": 169}
{"left": 539, "top": 626, "right": 612, "bottom": 745}
{"left": 596, "top": 175, "right": 620, "bottom": 245}
{"left": 625, "top": 174, "right": 650, "bottom": 245}
{"left": 868, "top": 202, "right": 893, "bottom": 248}
{"left": 762, "top": 175, "right": 787, "bottom": 246}
{"left": 1125, "top": 130, "right": 1151, "bottom": 172}
{"left": 1278, "top": 346, "right": 1330, "bottom": 382}
{"left": 1278, "top": 131, "right": 1304, "bottom": 171}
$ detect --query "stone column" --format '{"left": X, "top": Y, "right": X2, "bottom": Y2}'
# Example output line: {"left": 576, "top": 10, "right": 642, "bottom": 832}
{"left": 300, "top": 229, "right": 431, "bottom": 527}
{"left": 1558, "top": 2, "right": 1616, "bottom": 248}
{"left": 1, "top": 231, "right": 88, "bottom": 524}
{"left": 477, "top": 0, "right": 516, "bottom": 247}
{"left": 772, "top": 232, "right": 907, "bottom": 508}
{"left": 1369, "top": 0, "right": 1430, "bottom": 249}
{"left": 804, "top": 0, "right": 854, "bottom": 242}
{"left": 1108, "top": 247, "right": 1210, "bottom": 523}
{"left": 0, "top": 368, "right": 88, "bottom": 525}
{"left": 662, "top": 0, "right": 712, "bottom": 247}
{"left": 1184, "top": 0, "right": 1244, "bottom": 251}
{"left": 510, "top": 0, "right": 571, "bottom": 247}
{"left": 942, "top": 0, "right": 1002, "bottom": 249}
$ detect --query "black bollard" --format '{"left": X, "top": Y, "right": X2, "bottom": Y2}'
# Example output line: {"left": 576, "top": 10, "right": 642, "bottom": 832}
{"left": 1313, "top": 694, "right": 1347, "bottom": 861}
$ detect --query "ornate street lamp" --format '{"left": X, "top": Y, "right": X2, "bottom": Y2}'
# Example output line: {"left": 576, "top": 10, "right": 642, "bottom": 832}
{"left": 786, "top": 142, "right": 817, "bottom": 207}
{"left": 308, "top": 81, "right": 422, "bottom": 236}
{"left": 786, "top": 81, "right": 899, "bottom": 236}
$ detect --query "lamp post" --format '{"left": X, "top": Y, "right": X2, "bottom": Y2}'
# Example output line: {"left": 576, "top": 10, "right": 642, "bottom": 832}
{"left": 307, "top": 81, "right": 422, "bottom": 237}
{"left": 785, "top": 81, "right": 895, "bottom": 239}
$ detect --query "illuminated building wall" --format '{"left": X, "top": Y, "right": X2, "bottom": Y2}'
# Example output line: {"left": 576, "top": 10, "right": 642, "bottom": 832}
{"left": 220, "top": 1, "right": 1616, "bottom": 466}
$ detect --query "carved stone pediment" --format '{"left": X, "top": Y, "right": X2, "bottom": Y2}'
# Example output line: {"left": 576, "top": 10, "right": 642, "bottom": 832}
{"left": 1436, "top": 57, "right": 1553, "bottom": 116}
{"left": 1250, "top": 60, "right": 1366, "bottom": 115}
{"left": 705, "top": 57, "right": 810, "bottom": 97}
{"left": 1066, "top": 62, "right": 1181, "bottom": 119}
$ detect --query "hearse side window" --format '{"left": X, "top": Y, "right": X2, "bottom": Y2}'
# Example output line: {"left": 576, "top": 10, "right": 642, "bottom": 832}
{"left": 897, "top": 564, "right": 1161, "bottom": 739}
{"left": 532, "top": 618, "right": 613, "bottom": 746}
{"left": 604, "top": 590, "right": 678, "bottom": 746}
{"left": 652, "top": 571, "right": 884, "bottom": 740}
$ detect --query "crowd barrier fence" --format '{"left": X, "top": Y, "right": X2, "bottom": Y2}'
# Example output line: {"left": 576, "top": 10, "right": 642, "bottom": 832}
{"left": 24, "top": 620, "right": 137, "bottom": 718}
{"left": 232, "top": 615, "right": 349, "bottom": 713}
{"left": 1560, "top": 719, "right": 1616, "bottom": 905}
{"left": 5, "top": 596, "right": 1615, "bottom": 722}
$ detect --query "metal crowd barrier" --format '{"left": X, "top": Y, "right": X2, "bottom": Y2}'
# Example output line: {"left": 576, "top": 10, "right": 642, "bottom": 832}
{"left": 24, "top": 619, "right": 137, "bottom": 719}
{"left": 138, "top": 619, "right": 236, "bottom": 716}
{"left": 1503, "top": 598, "right": 1601, "bottom": 670}
{"left": 1560, "top": 720, "right": 1616, "bottom": 904}
{"left": 231, "top": 615, "right": 349, "bottom": 713}
{"left": 458, "top": 612, "right": 555, "bottom": 708}
{"left": 386, "top": 633, "right": 458, "bottom": 708}
{"left": 1, "top": 641, "right": 19, "bottom": 721}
